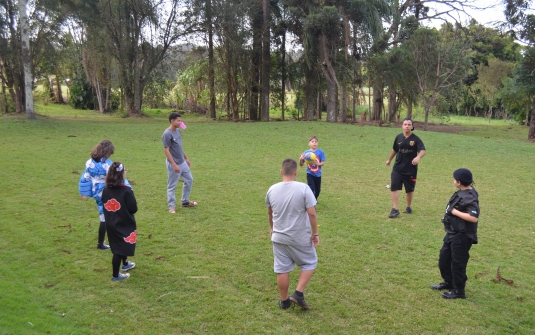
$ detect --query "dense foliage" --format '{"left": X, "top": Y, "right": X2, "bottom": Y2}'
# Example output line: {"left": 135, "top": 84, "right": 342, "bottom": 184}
{"left": 2, "top": 0, "right": 535, "bottom": 138}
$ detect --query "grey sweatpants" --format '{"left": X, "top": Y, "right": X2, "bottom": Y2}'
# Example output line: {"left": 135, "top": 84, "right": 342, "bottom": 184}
{"left": 166, "top": 160, "right": 193, "bottom": 209}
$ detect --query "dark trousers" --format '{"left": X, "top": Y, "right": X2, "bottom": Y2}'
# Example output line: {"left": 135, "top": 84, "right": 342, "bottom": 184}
{"left": 112, "top": 254, "right": 128, "bottom": 277}
{"left": 438, "top": 233, "right": 473, "bottom": 290}
{"left": 306, "top": 174, "right": 321, "bottom": 199}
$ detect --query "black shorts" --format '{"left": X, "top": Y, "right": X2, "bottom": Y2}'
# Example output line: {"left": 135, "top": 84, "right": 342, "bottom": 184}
{"left": 391, "top": 170, "right": 416, "bottom": 193}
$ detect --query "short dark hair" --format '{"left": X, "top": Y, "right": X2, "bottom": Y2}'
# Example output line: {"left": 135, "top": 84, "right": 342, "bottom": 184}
{"left": 106, "top": 162, "right": 125, "bottom": 187}
{"left": 308, "top": 136, "right": 318, "bottom": 142}
{"left": 169, "top": 112, "right": 182, "bottom": 122}
{"left": 91, "top": 140, "right": 114, "bottom": 161}
{"left": 281, "top": 158, "right": 297, "bottom": 176}
{"left": 403, "top": 118, "right": 414, "bottom": 131}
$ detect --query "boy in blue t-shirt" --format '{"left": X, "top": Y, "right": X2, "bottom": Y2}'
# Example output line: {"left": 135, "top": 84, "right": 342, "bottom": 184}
{"left": 299, "top": 136, "right": 326, "bottom": 200}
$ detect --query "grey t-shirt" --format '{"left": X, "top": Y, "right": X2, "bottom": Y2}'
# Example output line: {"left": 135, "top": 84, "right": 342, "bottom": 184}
{"left": 266, "top": 181, "right": 317, "bottom": 245}
{"left": 162, "top": 128, "right": 184, "bottom": 165}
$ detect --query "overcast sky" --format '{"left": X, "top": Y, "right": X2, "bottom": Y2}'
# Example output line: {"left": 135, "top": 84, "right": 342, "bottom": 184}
{"left": 424, "top": 0, "right": 507, "bottom": 28}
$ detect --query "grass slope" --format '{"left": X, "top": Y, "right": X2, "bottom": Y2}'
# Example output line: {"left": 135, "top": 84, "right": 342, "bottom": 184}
{"left": 0, "top": 107, "right": 534, "bottom": 334}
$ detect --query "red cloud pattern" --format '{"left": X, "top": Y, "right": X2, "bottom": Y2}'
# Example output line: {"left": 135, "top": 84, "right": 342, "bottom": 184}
{"left": 104, "top": 198, "right": 121, "bottom": 212}
{"left": 124, "top": 230, "right": 137, "bottom": 244}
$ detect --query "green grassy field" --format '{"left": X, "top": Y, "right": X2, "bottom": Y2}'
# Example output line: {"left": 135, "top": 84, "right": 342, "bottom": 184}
{"left": 1, "top": 105, "right": 534, "bottom": 334}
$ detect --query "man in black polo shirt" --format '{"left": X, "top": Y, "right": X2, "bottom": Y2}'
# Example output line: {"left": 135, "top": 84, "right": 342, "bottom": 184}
{"left": 385, "top": 118, "right": 426, "bottom": 218}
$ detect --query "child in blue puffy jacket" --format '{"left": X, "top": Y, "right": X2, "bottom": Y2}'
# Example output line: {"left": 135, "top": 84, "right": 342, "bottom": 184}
{"left": 79, "top": 140, "right": 115, "bottom": 250}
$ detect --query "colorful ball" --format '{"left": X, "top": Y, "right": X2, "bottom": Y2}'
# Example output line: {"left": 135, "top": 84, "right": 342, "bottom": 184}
{"left": 303, "top": 152, "right": 317, "bottom": 165}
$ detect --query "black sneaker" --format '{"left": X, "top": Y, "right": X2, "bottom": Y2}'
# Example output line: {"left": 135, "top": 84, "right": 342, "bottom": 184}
{"left": 278, "top": 298, "right": 292, "bottom": 310}
{"left": 405, "top": 207, "right": 412, "bottom": 214}
{"left": 97, "top": 243, "right": 110, "bottom": 250}
{"left": 441, "top": 289, "right": 466, "bottom": 299}
{"left": 290, "top": 292, "right": 309, "bottom": 309}
{"left": 388, "top": 208, "right": 400, "bottom": 218}
{"left": 431, "top": 282, "right": 453, "bottom": 290}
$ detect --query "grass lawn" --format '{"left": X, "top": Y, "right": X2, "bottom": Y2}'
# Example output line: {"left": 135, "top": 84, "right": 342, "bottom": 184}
{"left": 1, "top": 105, "right": 534, "bottom": 334}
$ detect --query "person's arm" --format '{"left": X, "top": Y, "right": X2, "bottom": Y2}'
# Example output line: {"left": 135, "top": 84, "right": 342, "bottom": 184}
{"left": 307, "top": 206, "right": 320, "bottom": 247}
{"left": 451, "top": 208, "right": 478, "bottom": 223}
{"left": 299, "top": 153, "right": 305, "bottom": 166}
{"left": 124, "top": 189, "right": 138, "bottom": 215}
{"left": 183, "top": 151, "right": 191, "bottom": 167}
{"left": 385, "top": 149, "right": 397, "bottom": 167}
{"left": 267, "top": 207, "right": 274, "bottom": 236}
{"left": 164, "top": 147, "right": 180, "bottom": 172}
{"left": 412, "top": 150, "right": 426, "bottom": 165}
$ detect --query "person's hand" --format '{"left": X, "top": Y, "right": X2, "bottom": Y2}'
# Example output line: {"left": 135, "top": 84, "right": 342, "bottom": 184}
{"left": 81, "top": 195, "right": 87, "bottom": 200}
{"left": 311, "top": 235, "right": 320, "bottom": 247}
{"left": 385, "top": 159, "right": 391, "bottom": 167}
{"left": 412, "top": 157, "right": 420, "bottom": 165}
{"left": 186, "top": 159, "right": 191, "bottom": 167}
{"left": 270, "top": 229, "right": 273, "bottom": 237}
{"left": 174, "top": 164, "right": 180, "bottom": 173}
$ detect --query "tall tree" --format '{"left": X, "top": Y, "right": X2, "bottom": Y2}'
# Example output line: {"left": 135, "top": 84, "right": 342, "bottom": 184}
{"left": 19, "top": 0, "right": 34, "bottom": 118}
{"left": 261, "top": 0, "right": 270, "bottom": 121}
{"left": 401, "top": 26, "right": 472, "bottom": 130}
{"left": 502, "top": 0, "right": 535, "bottom": 140}
{"left": 96, "top": 0, "right": 192, "bottom": 116}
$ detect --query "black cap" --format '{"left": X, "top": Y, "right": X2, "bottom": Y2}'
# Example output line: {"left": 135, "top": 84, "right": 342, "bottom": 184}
{"left": 453, "top": 168, "right": 473, "bottom": 185}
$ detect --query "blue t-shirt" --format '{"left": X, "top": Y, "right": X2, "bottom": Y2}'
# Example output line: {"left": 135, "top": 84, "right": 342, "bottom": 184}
{"left": 304, "top": 148, "right": 326, "bottom": 177}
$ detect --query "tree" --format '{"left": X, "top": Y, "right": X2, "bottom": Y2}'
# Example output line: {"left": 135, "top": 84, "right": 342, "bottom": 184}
{"left": 261, "top": 0, "right": 270, "bottom": 121}
{"left": 475, "top": 57, "right": 514, "bottom": 121}
{"left": 98, "top": 0, "right": 193, "bottom": 116}
{"left": 0, "top": 0, "right": 64, "bottom": 114}
{"left": 19, "top": 0, "right": 34, "bottom": 118}
{"left": 502, "top": 0, "right": 535, "bottom": 140}
{"left": 401, "top": 26, "right": 472, "bottom": 129}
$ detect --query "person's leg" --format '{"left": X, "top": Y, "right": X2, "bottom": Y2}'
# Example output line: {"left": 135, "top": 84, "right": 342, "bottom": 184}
{"left": 306, "top": 173, "right": 316, "bottom": 197}
{"left": 391, "top": 191, "right": 399, "bottom": 209}
{"left": 450, "top": 234, "right": 472, "bottom": 290}
{"left": 438, "top": 239, "right": 453, "bottom": 284}
{"left": 441, "top": 235, "right": 471, "bottom": 299}
{"left": 295, "top": 269, "right": 315, "bottom": 292}
{"left": 98, "top": 220, "right": 106, "bottom": 244}
{"left": 390, "top": 171, "right": 403, "bottom": 210}
{"left": 406, "top": 192, "right": 414, "bottom": 208}
{"left": 277, "top": 273, "right": 290, "bottom": 300}
{"left": 112, "top": 254, "right": 122, "bottom": 278}
{"left": 179, "top": 162, "right": 193, "bottom": 204}
{"left": 166, "top": 160, "right": 179, "bottom": 210}
{"left": 314, "top": 176, "right": 321, "bottom": 199}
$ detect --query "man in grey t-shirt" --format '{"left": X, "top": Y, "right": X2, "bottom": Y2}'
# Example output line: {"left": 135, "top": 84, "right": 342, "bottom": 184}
{"left": 266, "top": 158, "right": 319, "bottom": 310}
{"left": 162, "top": 112, "right": 196, "bottom": 213}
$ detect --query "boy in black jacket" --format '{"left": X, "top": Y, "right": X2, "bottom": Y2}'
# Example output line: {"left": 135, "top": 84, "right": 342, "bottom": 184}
{"left": 431, "top": 168, "right": 480, "bottom": 299}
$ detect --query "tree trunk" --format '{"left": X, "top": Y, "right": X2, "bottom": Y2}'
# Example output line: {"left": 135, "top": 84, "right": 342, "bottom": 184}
{"left": 19, "top": 0, "right": 34, "bottom": 118}
{"left": 249, "top": 3, "right": 262, "bottom": 121}
{"left": 528, "top": 95, "right": 535, "bottom": 141}
{"left": 372, "top": 82, "right": 382, "bottom": 120}
{"left": 207, "top": 0, "right": 216, "bottom": 119}
{"left": 304, "top": 65, "right": 316, "bottom": 121}
{"left": 339, "top": 84, "right": 347, "bottom": 123}
{"left": 55, "top": 75, "right": 64, "bottom": 103}
{"left": 387, "top": 85, "right": 398, "bottom": 122}
{"left": 281, "top": 29, "right": 286, "bottom": 121}
{"left": 319, "top": 34, "right": 337, "bottom": 122}
{"left": 424, "top": 105, "right": 430, "bottom": 130}
{"left": 260, "top": 0, "right": 270, "bottom": 121}
{"left": 406, "top": 97, "right": 413, "bottom": 119}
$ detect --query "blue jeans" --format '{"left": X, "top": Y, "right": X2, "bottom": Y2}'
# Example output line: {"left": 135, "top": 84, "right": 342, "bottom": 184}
{"left": 166, "top": 160, "right": 193, "bottom": 209}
